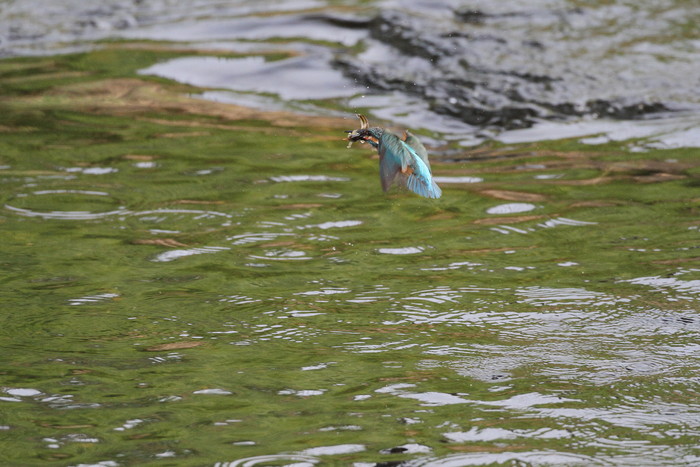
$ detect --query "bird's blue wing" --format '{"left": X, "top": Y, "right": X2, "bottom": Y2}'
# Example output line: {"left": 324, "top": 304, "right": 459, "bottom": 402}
{"left": 400, "top": 138, "right": 441, "bottom": 199}
{"left": 405, "top": 170, "right": 442, "bottom": 199}
{"left": 378, "top": 132, "right": 407, "bottom": 192}
{"left": 404, "top": 131, "right": 430, "bottom": 170}
{"left": 378, "top": 151, "right": 399, "bottom": 192}
{"left": 379, "top": 132, "right": 442, "bottom": 199}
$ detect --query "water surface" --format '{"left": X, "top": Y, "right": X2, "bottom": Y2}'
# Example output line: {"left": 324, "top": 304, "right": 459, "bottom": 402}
{"left": 1, "top": 1, "right": 700, "bottom": 466}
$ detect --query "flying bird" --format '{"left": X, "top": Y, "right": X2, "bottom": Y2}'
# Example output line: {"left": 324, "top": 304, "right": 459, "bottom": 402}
{"left": 346, "top": 114, "right": 442, "bottom": 199}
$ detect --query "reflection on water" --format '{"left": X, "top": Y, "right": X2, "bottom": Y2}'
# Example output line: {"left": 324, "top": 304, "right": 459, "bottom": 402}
{"left": 140, "top": 54, "right": 364, "bottom": 100}
{"left": 152, "top": 246, "right": 230, "bottom": 263}
{"left": 486, "top": 202, "right": 537, "bottom": 215}
{"left": 432, "top": 176, "right": 483, "bottom": 184}
{"left": 270, "top": 174, "right": 350, "bottom": 182}
{"left": 498, "top": 111, "right": 700, "bottom": 150}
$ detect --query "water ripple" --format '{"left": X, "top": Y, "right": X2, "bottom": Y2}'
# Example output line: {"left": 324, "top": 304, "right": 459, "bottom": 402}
{"left": 443, "top": 427, "right": 572, "bottom": 442}
{"left": 539, "top": 217, "right": 598, "bottom": 228}
{"left": 249, "top": 249, "right": 312, "bottom": 261}
{"left": 215, "top": 454, "right": 319, "bottom": 467}
{"left": 5, "top": 189, "right": 128, "bottom": 220}
{"left": 152, "top": 246, "right": 230, "bottom": 263}
{"left": 228, "top": 232, "right": 294, "bottom": 245}
{"left": 300, "top": 220, "right": 362, "bottom": 229}
{"left": 516, "top": 286, "right": 627, "bottom": 307}
{"left": 624, "top": 275, "right": 700, "bottom": 298}
{"left": 68, "top": 293, "right": 120, "bottom": 306}
{"left": 406, "top": 451, "right": 598, "bottom": 466}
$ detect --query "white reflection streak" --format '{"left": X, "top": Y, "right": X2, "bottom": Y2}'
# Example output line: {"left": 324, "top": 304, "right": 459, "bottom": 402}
{"left": 152, "top": 246, "right": 230, "bottom": 263}
{"left": 299, "top": 220, "right": 362, "bottom": 229}
{"left": 248, "top": 250, "right": 310, "bottom": 261}
{"left": 444, "top": 427, "right": 571, "bottom": 442}
{"left": 344, "top": 338, "right": 418, "bottom": 353}
{"left": 516, "top": 286, "right": 624, "bottom": 306}
{"left": 228, "top": 232, "right": 293, "bottom": 245}
{"left": 5, "top": 204, "right": 128, "bottom": 220}
{"left": 295, "top": 287, "right": 351, "bottom": 296}
{"left": 624, "top": 276, "right": 700, "bottom": 296}
{"left": 270, "top": 175, "right": 349, "bottom": 182}
{"left": 133, "top": 208, "right": 231, "bottom": 219}
{"left": 68, "top": 293, "right": 119, "bottom": 306}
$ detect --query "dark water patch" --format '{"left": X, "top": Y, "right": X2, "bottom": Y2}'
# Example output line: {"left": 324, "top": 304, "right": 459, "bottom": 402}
{"left": 335, "top": 4, "right": 697, "bottom": 131}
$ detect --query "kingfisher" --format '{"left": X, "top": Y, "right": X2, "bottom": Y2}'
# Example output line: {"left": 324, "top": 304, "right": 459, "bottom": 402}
{"left": 346, "top": 114, "right": 442, "bottom": 199}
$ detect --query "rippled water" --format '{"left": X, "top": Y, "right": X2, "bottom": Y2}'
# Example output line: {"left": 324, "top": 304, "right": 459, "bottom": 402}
{"left": 3, "top": 101, "right": 700, "bottom": 465}
{"left": 2, "top": 1, "right": 700, "bottom": 466}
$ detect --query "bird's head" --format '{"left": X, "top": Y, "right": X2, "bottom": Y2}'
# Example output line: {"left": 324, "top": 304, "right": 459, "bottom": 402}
{"left": 345, "top": 114, "right": 378, "bottom": 148}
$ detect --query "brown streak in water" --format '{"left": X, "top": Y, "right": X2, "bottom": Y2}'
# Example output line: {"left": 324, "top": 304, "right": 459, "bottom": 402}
{"left": 145, "top": 341, "right": 203, "bottom": 351}
{"left": 569, "top": 201, "right": 620, "bottom": 208}
{"left": 474, "top": 215, "right": 546, "bottom": 225}
{"left": 156, "top": 131, "right": 211, "bottom": 138}
{"left": 479, "top": 189, "right": 547, "bottom": 202}
{"left": 123, "top": 154, "right": 157, "bottom": 160}
{"left": 132, "top": 238, "right": 189, "bottom": 248}
{"left": 653, "top": 256, "right": 700, "bottom": 265}
{"left": 2, "top": 70, "right": 88, "bottom": 84}
{"left": 632, "top": 173, "right": 686, "bottom": 183}
{"left": 14, "top": 78, "right": 349, "bottom": 131}
{"left": 0, "top": 170, "right": 65, "bottom": 176}
{"left": 0, "top": 125, "right": 36, "bottom": 132}
{"left": 276, "top": 203, "right": 323, "bottom": 209}
{"left": 174, "top": 199, "right": 226, "bottom": 205}
{"left": 39, "top": 423, "right": 96, "bottom": 429}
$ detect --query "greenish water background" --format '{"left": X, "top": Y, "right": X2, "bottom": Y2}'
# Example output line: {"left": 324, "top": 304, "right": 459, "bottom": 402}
{"left": 2, "top": 1, "right": 700, "bottom": 466}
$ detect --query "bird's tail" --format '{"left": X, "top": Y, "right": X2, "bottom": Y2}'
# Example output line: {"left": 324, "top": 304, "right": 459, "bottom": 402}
{"left": 406, "top": 173, "right": 442, "bottom": 199}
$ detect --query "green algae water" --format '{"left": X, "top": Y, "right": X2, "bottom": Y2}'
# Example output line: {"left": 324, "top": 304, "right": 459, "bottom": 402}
{"left": 2, "top": 39, "right": 700, "bottom": 467}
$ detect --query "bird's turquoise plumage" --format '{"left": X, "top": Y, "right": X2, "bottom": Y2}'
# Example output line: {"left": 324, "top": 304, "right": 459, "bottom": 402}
{"left": 346, "top": 115, "right": 442, "bottom": 199}
{"left": 375, "top": 129, "right": 441, "bottom": 199}
{"left": 403, "top": 131, "right": 430, "bottom": 170}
